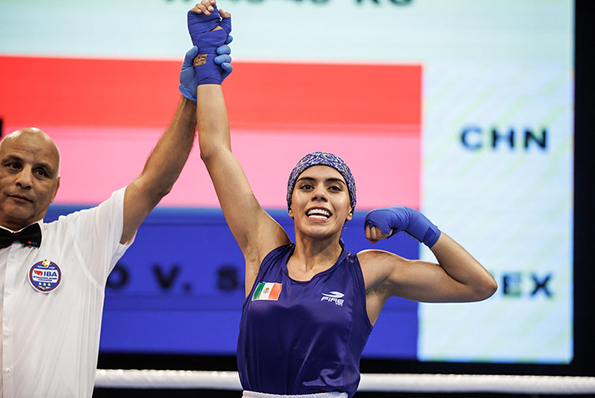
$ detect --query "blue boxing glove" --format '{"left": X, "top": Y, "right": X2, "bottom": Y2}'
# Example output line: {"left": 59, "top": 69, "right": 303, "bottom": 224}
{"left": 187, "top": 6, "right": 232, "bottom": 85}
{"left": 364, "top": 206, "right": 441, "bottom": 247}
{"left": 179, "top": 35, "right": 233, "bottom": 102}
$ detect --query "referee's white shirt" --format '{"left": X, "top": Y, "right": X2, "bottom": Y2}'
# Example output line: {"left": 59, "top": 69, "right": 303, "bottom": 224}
{"left": 0, "top": 187, "right": 133, "bottom": 398}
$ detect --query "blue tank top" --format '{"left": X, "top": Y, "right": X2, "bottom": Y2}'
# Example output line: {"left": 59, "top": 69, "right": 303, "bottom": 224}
{"left": 237, "top": 244, "right": 373, "bottom": 397}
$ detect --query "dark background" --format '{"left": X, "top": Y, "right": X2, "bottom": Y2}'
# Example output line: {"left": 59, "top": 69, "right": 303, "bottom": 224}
{"left": 93, "top": 0, "right": 595, "bottom": 396}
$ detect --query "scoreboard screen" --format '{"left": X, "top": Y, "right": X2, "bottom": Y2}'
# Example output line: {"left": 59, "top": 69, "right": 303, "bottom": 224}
{"left": 0, "top": 0, "right": 576, "bottom": 366}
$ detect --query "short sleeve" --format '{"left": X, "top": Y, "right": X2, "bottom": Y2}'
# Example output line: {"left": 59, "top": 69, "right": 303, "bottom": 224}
{"left": 56, "top": 187, "right": 135, "bottom": 284}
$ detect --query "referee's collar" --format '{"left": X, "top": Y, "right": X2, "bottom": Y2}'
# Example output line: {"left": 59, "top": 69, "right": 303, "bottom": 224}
{"left": 0, "top": 220, "right": 43, "bottom": 234}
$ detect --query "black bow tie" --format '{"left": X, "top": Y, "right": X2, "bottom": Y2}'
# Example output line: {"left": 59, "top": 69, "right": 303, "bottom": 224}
{"left": 0, "top": 223, "right": 42, "bottom": 249}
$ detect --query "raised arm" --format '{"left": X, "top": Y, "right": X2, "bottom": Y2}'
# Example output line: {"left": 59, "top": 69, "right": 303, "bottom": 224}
{"left": 122, "top": 96, "right": 196, "bottom": 244}
{"left": 360, "top": 206, "right": 497, "bottom": 323}
{"left": 120, "top": 2, "right": 235, "bottom": 246}
{"left": 190, "top": 3, "right": 289, "bottom": 293}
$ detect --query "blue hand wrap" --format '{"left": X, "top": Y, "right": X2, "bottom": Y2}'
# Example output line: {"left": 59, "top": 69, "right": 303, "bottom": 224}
{"left": 179, "top": 36, "right": 233, "bottom": 102}
{"left": 187, "top": 6, "right": 232, "bottom": 85}
{"left": 364, "top": 206, "right": 441, "bottom": 247}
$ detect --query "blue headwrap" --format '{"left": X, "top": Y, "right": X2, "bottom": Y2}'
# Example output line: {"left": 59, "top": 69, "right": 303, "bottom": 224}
{"left": 286, "top": 152, "right": 357, "bottom": 211}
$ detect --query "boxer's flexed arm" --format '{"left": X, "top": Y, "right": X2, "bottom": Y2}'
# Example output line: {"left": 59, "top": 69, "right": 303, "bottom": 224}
{"left": 359, "top": 206, "right": 497, "bottom": 320}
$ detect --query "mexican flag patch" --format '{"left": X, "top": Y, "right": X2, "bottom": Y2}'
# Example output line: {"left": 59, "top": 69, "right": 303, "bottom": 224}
{"left": 252, "top": 282, "right": 282, "bottom": 301}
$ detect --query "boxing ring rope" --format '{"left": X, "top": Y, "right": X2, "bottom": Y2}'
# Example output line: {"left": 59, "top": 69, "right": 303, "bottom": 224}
{"left": 95, "top": 369, "right": 595, "bottom": 394}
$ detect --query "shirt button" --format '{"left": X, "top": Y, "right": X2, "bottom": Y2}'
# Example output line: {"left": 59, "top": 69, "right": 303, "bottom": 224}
{"left": 4, "top": 328, "right": 10, "bottom": 335}
{"left": 4, "top": 368, "right": 10, "bottom": 374}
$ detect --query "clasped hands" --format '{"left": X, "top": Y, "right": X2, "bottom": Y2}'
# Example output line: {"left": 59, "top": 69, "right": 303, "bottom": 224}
{"left": 179, "top": 0, "right": 232, "bottom": 101}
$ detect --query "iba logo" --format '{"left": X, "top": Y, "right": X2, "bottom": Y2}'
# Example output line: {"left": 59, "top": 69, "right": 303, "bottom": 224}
{"left": 29, "top": 259, "right": 62, "bottom": 293}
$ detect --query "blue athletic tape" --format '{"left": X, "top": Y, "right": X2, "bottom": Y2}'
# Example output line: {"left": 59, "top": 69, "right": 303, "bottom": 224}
{"left": 187, "top": 7, "right": 232, "bottom": 85}
{"left": 364, "top": 206, "right": 441, "bottom": 247}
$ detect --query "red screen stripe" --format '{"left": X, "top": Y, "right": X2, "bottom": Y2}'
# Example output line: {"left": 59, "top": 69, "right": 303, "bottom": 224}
{"left": 0, "top": 56, "right": 421, "bottom": 131}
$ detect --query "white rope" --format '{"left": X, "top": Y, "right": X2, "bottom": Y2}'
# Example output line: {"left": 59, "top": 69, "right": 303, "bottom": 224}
{"left": 94, "top": 369, "right": 595, "bottom": 394}
{"left": 359, "top": 373, "right": 595, "bottom": 394}
{"left": 95, "top": 369, "right": 241, "bottom": 390}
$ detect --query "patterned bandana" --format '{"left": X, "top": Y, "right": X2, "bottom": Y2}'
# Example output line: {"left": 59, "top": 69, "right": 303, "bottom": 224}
{"left": 286, "top": 152, "right": 357, "bottom": 211}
